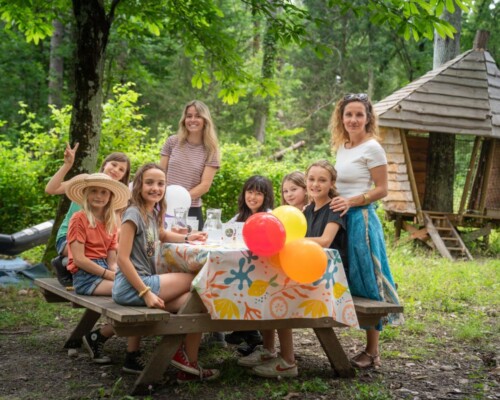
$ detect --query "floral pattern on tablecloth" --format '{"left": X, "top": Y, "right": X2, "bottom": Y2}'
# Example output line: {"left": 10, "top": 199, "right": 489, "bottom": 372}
{"left": 159, "top": 243, "right": 358, "bottom": 328}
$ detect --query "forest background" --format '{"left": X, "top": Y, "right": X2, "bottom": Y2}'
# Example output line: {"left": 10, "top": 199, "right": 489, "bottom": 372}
{"left": 0, "top": 0, "right": 498, "bottom": 254}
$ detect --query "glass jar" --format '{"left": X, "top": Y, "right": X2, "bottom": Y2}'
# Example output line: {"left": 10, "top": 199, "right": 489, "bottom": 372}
{"left": 173, "top": 207, "right": 188, "bottom": 233}
{"left": 203, "top": 208, "right": 223, "bottom": 243}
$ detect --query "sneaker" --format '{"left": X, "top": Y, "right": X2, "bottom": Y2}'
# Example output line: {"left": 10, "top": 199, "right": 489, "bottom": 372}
{"left": 170, "top": 346, "right": 200, "bottom": 375}
{"left": 237, "top": 345, "right": 277, "bottom": 367}
{"left": 225, "top": 330, "right": 263, "bottom": 345}
{"left": 201, "top": 332, "right": 227, "bottom": 349}
{"left": 236, "top": 342, "right": 258, "bottom": 356}
{"left": 51, "top": 256, "right": 73, "bottom": 287}
{"left": 82, "top": 329, "right": 111, "bottom": 364}
{"left": 252, "top": 355, "right": 298, "bottom": 378}
{"left": 176, "top": 365, "right": 220, "bottom": 384}
{"left": 123, "top": 350, "right": 146, "bottom": 374}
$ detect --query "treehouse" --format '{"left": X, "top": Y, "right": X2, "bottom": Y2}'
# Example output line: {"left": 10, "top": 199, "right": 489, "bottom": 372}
{"left": 374, "top": 31, "right": 500, "bottom": 261}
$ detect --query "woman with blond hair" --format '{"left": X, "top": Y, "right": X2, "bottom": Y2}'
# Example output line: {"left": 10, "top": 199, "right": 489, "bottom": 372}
{"left": 329, "top": 93, "right": 403, "bottom": 369}
{"left": 159, "top": 100, "right": 220, "bottom": 228}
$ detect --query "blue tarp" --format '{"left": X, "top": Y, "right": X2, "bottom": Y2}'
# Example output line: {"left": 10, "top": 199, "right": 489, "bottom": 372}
{"left": 0, "top": 257, "right": 51, "bottom": 287}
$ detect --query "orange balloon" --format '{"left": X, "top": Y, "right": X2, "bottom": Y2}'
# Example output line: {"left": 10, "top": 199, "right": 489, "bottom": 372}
{"left": 268, "top": 253, "right": 282, "bottom": 269}
{"left": 279, "top": 239, "right": 327, "bottom": 284}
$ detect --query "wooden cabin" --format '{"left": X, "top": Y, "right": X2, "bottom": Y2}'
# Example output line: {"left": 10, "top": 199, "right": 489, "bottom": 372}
{"left": 374, "top": 31, "right": 500, "bottom": 260}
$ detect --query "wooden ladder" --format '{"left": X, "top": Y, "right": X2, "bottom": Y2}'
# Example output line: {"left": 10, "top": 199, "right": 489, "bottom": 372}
{"left": 423, "top": 212, "right": 473, "bottom": 261}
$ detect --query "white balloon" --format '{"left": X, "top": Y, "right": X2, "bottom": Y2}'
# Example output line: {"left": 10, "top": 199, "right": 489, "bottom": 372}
{"left": 166, "top": 185, "right": 191, "bottom": 216}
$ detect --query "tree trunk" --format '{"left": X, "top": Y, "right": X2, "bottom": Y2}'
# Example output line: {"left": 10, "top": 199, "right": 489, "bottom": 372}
{"left": 253, "top": 13, "right": 277, "bottom": 143}
{"left": 423, "top": 7, "right": 462, "bottom": 212}
{"left": 42, "top": 0, "right": 113, "bottom": 267}
{"left": 251, "top": 4, "right": 261, "bottom": 56}
{"left": 48, "top": 19, "right": 64, "bottom": 108}
{"left": 422, "top": 133, "right": 456, "bottom": 211}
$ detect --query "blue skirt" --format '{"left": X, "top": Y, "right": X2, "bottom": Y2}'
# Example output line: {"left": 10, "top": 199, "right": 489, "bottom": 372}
{"left": 346, "top": 205, "right": 403, "bottom": 330}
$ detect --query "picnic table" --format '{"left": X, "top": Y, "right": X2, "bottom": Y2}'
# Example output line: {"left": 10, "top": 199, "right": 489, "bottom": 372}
{"left": 35, "top": 242, "right": 403, "bottom": 394}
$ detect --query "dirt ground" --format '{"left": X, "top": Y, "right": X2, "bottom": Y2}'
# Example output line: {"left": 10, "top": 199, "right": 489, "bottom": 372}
{"left": 1, "top": 320, "right": 499, "bottom": 400}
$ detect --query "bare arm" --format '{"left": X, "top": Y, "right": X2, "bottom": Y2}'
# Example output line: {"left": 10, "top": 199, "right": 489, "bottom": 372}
{"left": 107, "top": 249, "right": 118, "bottom": 272}
{"left": 159, "top": 227, "right": 207, "bottom": 243}
{"left": 45, "top": 142, "right": 79, "bottom": 195}
{"left": 159, "top": 155, "right": 169, "bottom": 174}
{"left": 307, "top": 222, "right": 340, "bottom": 248}
{"left": 71, "top": 240, "right": 115, "bottom": 280}
{"left": 188, "top": 166, "right": 218, "bottom": 200}
{"left": 330, "top": 164, "right": 388, "bottom": 216}
{"left": 117, "top": 221, "right": 165, "bottom": 309}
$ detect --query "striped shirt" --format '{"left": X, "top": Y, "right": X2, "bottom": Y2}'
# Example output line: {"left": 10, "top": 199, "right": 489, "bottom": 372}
{"left": 160, "top": 135, "right": 220, "bottom": 207}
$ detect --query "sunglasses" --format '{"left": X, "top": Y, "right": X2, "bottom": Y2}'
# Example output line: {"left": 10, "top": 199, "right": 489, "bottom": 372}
{"left": 344, "top": 93, "right": 369, "bottom": 101}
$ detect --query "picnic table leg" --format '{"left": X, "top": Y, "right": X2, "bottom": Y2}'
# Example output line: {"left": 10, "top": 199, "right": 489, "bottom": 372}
{"left": 132, "top": 334, "right": 184, "bottom": 395}
{"left": 313, "top": 327, "right": 355, "bottom": 378}
{"left": 64, "top": 308, "right": 100, "bottom": 349}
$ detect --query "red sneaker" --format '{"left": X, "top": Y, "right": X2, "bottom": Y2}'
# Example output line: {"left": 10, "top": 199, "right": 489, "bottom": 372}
{"left": 176, "top": 366, "right": 220, "bottom": 384}
{"left": 170, "top": 347, "right": 199, "bottom": 375}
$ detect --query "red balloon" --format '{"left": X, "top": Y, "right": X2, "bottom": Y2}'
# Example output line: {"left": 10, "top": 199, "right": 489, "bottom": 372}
{"left": 242, "top": 213, "right": 286, "bottom": 256}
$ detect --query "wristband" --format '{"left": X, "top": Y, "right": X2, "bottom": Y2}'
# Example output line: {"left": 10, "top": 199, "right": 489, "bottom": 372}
{"left": 184, "top": 234, "right": 189, "bottom": 243}
{"left": 138, "top": 286, "right": 151, "bottom": 298}
{"left": 101, "top": 269, "right": 107, "bottom": 278}
{"left": 362, "top": 193, "right": 371, "bottom": 205}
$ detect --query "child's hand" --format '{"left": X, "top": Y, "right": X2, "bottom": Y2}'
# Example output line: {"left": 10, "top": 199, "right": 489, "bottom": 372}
{"left": 63, "top": 142, "right": 79, "bottom": 166}
{"left": 144, "top": 291, "right": 165, "bottom": 309}
{"left": 188, "top": 232, "right": 208, "bottom": 243}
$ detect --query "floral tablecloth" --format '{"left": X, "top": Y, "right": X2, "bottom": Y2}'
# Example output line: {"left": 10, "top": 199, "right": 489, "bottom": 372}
{"left": 159, "top": 243, "right": 358, "bottom": 327}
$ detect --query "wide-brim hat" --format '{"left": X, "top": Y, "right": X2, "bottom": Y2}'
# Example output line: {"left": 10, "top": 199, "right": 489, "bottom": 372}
{"left": 66, "top": 173, "right": 130, "bottom": 209}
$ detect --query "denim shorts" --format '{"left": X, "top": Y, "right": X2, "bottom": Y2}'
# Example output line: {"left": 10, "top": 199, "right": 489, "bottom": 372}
{"left": 55, "top": 236, "right": 67, "bottom": 256}
{"left": 112, "top": 270, "right": 160, "bottom": 306}
{"left": 73, "top": 258, "right": 108, "bottom": 295}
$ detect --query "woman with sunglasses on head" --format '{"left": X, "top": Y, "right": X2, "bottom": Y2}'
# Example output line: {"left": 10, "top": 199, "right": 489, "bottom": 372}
{"left": 329, "top": 93, "right": 403, "bottom": 369}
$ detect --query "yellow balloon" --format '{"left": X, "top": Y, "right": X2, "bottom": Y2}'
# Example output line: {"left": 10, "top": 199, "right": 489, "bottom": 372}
{"left": 279, "top": 239, "right": 327, "bottom": 284}
{"left": 272, "top": 205, "right": 307, "bottom": 243}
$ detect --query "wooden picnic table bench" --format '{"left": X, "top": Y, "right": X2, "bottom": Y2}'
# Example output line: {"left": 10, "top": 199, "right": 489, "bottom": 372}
{"left": 35, "top": 277, "right": 403, "bottom": 394}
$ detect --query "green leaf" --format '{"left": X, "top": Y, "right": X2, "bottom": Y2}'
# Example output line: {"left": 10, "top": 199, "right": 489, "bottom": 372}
{"left": 404, "top": 25, "right": 411, "bottom": 41}
{"left": 445, "top": 0, "right": 455, "bottom": 13}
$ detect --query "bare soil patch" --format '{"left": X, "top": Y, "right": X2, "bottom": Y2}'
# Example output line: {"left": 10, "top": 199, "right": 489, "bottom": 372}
{"left": 1, "top": 320, "right": 498, "bottom": 400}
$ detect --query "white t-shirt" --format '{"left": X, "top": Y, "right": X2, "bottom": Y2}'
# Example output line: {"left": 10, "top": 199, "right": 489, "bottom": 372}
{"left": 335, "top": 139, "right": 387, "bottom": 198}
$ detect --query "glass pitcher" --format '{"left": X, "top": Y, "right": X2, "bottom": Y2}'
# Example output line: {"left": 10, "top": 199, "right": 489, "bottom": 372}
{"left": 203, "top": 208, "right": 223, "bottom": 243}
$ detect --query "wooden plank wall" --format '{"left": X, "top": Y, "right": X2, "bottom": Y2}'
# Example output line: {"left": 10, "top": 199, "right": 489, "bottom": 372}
{"left": 485, "top": 139, "right": 500, "bottom": 211}
{"left": 381, "top": 127, "right": 416, "bottom": 214}
{"left": 406, "top": 135, "right": 428, "bottom": 203}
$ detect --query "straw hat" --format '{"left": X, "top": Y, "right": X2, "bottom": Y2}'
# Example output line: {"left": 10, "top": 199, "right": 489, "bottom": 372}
{"left": 66, "top": 173, "right": 130, "bottom": 209}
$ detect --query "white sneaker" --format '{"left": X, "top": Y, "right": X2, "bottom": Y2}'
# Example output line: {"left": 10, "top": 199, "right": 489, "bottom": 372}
{"left": 237, "top": 345, "right": 277, "bottom": 367}
{"left": 252, "top": 355, "right": 298, "bottom": 378}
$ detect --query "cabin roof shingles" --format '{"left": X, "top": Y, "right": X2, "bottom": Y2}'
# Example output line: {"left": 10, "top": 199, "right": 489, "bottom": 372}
{"left": 374, "top": 49, "right": 500, "bottom": 138}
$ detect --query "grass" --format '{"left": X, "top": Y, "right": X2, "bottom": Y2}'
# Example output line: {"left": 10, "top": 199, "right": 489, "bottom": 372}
{"left": 1, "top": 232, "right": 499, "bottom": 399}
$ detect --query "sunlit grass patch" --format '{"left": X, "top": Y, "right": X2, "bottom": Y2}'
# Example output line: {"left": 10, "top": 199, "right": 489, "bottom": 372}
{"left": 0, "top": 286, "right": 79, "bottom": 330}
{"left": 340, "top": 381, "right": 392, "bottom": 400}
{"left": 454, "top": 316, "right": 491, "bottom": 342}
{"left": 402, "top": 318, "right": 426, "bottom": 335}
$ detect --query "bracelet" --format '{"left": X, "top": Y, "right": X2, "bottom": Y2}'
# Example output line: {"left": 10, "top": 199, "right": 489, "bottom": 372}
{"left": 184, "top": 234, "right": 189, "bottom": 243}
{"left": 101, "top": 269, "right": 107, "bottom": 278}
{"left": 362, "top": 193, "right": 371, "bottom": 205}
{"left": 138, "top": 286, "right": 151, "bottom": 298}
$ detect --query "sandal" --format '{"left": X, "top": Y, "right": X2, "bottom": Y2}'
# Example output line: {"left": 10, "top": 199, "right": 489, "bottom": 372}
{"left": 350, "top": 351, "right": 381, "bottom": 369}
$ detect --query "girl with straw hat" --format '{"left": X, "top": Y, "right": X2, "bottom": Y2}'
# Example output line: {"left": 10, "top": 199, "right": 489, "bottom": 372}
{"left": 65, "top": 173, "right": 140, "bottom": 370}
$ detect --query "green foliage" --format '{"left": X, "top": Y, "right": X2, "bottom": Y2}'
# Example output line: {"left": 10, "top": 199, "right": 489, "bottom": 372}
{"left": 0, "top": 84, "right": 163, "bottom": 233}
{"left": 0, "top": 103, "right": 60, "bottom": 232}
{"left": 203, "top": 140, "right": 330, "bottom": 221}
